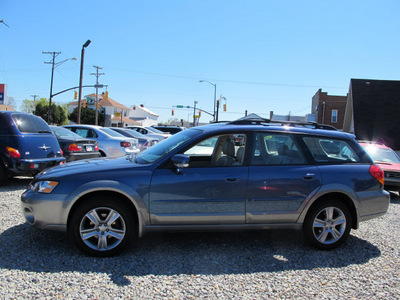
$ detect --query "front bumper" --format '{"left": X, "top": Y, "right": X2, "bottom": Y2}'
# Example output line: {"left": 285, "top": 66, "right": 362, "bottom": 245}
{"left": 21, "top": 189, "right": 69, "bottom": 231}
{"left": 383, "top": 171, "right": 400, "bottom": 190}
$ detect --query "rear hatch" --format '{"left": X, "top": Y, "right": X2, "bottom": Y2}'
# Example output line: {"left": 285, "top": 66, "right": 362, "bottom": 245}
{"left": 11, "top": 113, "right": 63, "bottom": 159}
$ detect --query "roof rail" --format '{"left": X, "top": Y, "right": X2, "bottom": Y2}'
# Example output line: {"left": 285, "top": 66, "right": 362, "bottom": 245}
{"left": 228, "top": 116, "right": 338, "bottom": 130}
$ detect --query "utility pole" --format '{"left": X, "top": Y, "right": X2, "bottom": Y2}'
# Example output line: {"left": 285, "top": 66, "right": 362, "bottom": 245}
{"left": 90, "top": 65, "right": 105, "bottom": 125}
{"left": 43, "top": 51, "right": 61, "bottom": 123}
{"left": 31, "top": 95, "right": 39, "bottom": 114}
{"left": 43, "top": 52, "right": 76, "bottom": 123}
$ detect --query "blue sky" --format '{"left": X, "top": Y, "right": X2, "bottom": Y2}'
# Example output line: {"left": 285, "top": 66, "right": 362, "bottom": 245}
{"left": 1, "top": 0, "right": 399, "bottom": 123}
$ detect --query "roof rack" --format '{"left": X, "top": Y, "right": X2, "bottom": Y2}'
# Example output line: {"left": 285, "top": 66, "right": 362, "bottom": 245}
{"left": 228, "top": 115, "right": 338, "bottom": 130}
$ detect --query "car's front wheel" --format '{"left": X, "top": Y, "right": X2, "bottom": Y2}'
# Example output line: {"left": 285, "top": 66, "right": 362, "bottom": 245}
{"left": 303, "top": 199, "right": 351, "bottom": 250}
{"left": 69, "top": 197, "right": 135, "bottom": 256}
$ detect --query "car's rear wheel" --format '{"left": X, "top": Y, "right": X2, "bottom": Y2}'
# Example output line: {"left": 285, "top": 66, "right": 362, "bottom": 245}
{"left": 303, "top": 199, "right": 351, "bottom": 250}
{"left": 69, "top": 197, "right": 135, "bottom": 256}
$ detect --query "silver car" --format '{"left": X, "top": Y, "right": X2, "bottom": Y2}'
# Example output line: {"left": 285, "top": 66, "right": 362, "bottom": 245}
{"left": 63, "top": 125, "right": 139, "bottom": 157}
{"left": 108, "top": 127, "right": 158, "bottom": 152}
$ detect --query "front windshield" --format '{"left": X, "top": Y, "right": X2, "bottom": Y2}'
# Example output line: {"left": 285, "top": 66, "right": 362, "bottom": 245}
{"left": 363, "top": 145, "right": 400, "bottom": 163}
{"left": 146, "top": 127, "right": 164, "bottom": 134}
{"left": 136, "top": 129, "right": 202, "bottom": 164}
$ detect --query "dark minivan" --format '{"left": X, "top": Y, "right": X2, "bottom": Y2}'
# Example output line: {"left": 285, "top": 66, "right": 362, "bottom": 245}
{"left": 0, "top": 111, "right": 65, "bottom": 183}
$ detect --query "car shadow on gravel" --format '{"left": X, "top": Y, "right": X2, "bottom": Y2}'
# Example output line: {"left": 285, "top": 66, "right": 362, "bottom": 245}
{"left": 0, "top": 177, "right": 32, "bottom": 191}
{"left": 0, "top": 223, "right": 381, "bottom": 286}
{"left": 389, "top": 191, "right": 400, "bottom": 204}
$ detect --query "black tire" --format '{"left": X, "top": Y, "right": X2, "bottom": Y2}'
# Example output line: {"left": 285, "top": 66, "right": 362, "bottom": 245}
{"left": 303, "top": 199, "right": 352, "bottom": 250}
{"left": 69, "top": 197, "right": 135, "bottom": 257}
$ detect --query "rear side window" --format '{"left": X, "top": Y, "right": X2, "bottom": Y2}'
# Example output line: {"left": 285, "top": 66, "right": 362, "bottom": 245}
{"left": 303, "top": 137, "right": 360, "bottom": 163}
{"left": 11, "top": 113, "right": 51, "bottom": 133}
{"left": 251, "top": 133, "right": 306, "bottom": 165}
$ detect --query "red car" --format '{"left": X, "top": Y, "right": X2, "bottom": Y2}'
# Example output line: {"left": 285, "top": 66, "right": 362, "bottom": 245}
{"left": 359, "top": 141, "right": 400, "bottom": 191}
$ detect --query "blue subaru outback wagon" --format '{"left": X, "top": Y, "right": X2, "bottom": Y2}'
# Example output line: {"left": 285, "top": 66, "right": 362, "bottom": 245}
{"left": 21, "top": 116, "right": 390, "bottom": 256}
{"left": 0, "top": 111, "right": 65, "bottom": 183}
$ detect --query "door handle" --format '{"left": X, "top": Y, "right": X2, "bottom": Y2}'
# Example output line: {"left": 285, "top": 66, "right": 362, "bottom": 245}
{"left": 303, "top": 173, "right": 315, "bottom": 180}
{"left": 225, "top": 177, "right": 240, "bottom": 182}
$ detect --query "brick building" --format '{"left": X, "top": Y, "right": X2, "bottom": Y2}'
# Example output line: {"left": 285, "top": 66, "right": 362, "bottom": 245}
{"left": 311, "top": 89, "right": 347, "bottom": 130}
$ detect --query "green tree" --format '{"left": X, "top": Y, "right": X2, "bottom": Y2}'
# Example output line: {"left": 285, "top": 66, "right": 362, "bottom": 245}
{"left": 69, "top": 107, "right": 104, "bottom": 125}
{"left": 20, "top": 99, "right": 34, "bottom": 113}
{"left": 34, "top": 99, "right": 68, "bottom": 125}
{"left": 5, "top": 97, "right": 18, "bottom": 110}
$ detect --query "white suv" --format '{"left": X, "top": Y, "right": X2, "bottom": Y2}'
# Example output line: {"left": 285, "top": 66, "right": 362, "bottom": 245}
{"left": 126, "top": 125, "right": 171, "bottom": 141}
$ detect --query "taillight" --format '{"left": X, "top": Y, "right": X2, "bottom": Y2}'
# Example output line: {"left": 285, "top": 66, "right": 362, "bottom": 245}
{"left": 6, "top": 146, "right": 20, "bottom": 158}
{"left": 369, "top": 165, "right": 384, "bottom": 185}
{"left": 143, "top": 141, "right": 149, "bottom": 147}
{"left": 67, "top": 143, "right": 83, "bottom": 152}
{"left": 120, "top": 141, "right": 131, "bottom": 148}
{"left": 95, "top": 142, "right": 99, "bottom": 151}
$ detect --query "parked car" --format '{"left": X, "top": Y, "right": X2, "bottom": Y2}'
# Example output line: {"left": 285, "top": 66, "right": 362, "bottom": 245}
{"left": 126, "top": 125, "right": 171, "bottom": 141}
{"left": 63, "top": 125, "right": 139, "bottom": 157}
{"left": 50, "top": 126, "right": 101, "bottom": 162}
{"left": 21, "top": 117, "right": 389, "bottom": 256}
{"left": 0, "top": 111, "right": 65, "bottom": 183}
{"left": 359, "top": 141, "right": 400, "bottom": 191}
{"left": 108, "top": 127, "right": 158, "bottom": 152}
{"left": 152, "top": 125, "right": 185, "bottom": 135}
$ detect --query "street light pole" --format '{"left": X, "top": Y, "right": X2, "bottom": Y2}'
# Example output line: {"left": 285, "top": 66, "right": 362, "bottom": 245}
{"left": 77, "top": 40, "right": 91, "bottom": 124}
{"left": 199, "top": 80, "right": 216, "bottom": 122}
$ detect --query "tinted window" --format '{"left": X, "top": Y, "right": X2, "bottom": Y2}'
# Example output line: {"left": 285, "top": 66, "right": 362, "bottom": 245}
{"left": 252, "top": 132, "right": 305, "bottom": 165}
{"left": 303, "top": 137, "right": 360, "bottom": 163}
{"left": 12, "top": 113, "right": 51, "bottom": 133}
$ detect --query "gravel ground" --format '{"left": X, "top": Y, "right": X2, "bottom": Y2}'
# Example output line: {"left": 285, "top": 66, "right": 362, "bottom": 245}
{"left": 0, "top": 177, "right": 399, "bottom": 299}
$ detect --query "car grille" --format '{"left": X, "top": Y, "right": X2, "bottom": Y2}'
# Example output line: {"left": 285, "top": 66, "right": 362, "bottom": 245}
{"left": 384, "top": 171, "right": 400, "bottom": 179}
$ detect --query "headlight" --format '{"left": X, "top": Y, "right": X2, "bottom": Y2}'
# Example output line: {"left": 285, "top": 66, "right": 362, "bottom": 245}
{"left": 30, "top": 181, "right": 59, "bottom": 193}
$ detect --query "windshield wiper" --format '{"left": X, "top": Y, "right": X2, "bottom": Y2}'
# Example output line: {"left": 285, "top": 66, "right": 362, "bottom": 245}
{"left": 38, "top": 130, "right": 52, "bottom": 134}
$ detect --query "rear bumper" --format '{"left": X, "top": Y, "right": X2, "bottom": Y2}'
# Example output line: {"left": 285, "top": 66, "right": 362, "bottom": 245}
{"left": 65, "top": 152, "right": 102, "bottom": 162}
{"left": 358, "top": 189, "right": 390, "bottom": 223}
{"left": 6, "top": 157, "right": 66, "bottom": 176}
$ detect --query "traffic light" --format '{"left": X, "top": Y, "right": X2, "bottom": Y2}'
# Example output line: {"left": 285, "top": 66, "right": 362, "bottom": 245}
{"left": 198, "top": 110, "right": 201, "bottom": 117}
{"left": 223, "top": 104, "right": 227, "bottom": 111}
{"left": 104, "top": 91, "right": 109, "bottom": 100}
{"left": 74, "top": 91, "right": 78, "bottom": 99}
{"left": 172, "top": 109, "right": 174, "bottom": 116}
{"left": 97, "top": 103, "right": 101, "bottom": 109}
{"left": 83, "top": 100, "right": 86, "bottom": 108}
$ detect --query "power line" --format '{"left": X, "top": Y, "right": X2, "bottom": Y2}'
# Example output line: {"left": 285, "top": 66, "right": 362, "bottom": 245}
{"left": 105, "top": 67, "right": 347, "bottom": 89}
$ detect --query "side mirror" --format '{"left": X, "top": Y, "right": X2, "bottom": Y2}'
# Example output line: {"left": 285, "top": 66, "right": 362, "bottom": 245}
{"left": 171, "top": 154, "right": 190, "bottom": 170}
